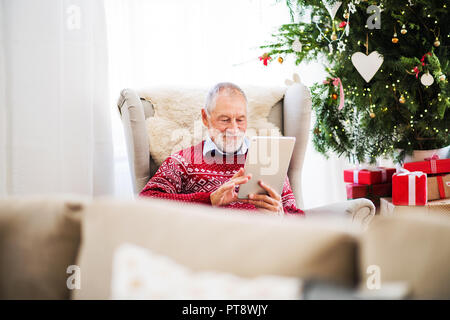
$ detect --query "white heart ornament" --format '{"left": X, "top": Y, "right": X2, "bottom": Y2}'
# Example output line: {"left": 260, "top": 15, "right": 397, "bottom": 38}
{"left": 420, "top": 72, "right": 434, "bottom": 86}
{"left": 351, "top": 51, "right": 384, "bottom": 83}
{"left": 323, "top": 0, "right": 342, "bottom": 20}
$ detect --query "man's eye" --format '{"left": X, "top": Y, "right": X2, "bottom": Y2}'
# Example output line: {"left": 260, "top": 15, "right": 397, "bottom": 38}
{"left": 221, "top": 119, "right": 229, "bottom": 122}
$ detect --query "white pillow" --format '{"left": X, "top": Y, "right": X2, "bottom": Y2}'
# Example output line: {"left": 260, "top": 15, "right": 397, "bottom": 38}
{"left": 111, "top": 243, "right": 302, "bottom": 300}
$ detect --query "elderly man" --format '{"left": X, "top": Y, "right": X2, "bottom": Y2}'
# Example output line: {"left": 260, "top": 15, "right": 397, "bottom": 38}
{"left": 139, "top": 82, "right": 304, "bottom": 215}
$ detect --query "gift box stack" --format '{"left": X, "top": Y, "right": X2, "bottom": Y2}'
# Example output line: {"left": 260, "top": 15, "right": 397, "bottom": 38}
{"left": 344, "top": 167, "right": 396, "bottom": 207}
{"left": 392, "top": 155, "right": 450, "bottom": 206}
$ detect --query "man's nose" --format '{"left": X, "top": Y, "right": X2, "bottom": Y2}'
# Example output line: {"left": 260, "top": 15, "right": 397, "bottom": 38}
{"left": 228, "top": 119, "right": 239, "bottom": 131}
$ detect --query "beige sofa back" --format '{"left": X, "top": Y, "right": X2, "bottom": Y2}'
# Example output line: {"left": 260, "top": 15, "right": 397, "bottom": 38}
{"left": 0, "top": 196, "right": 83, "bottom": 299}
{"left": 73, "top": 197, "right": 360, "bottom": 299}
{"left": 1, "top": 196, "right": 449, "bottom": 299}
{"left": 359, "top": 212, "right": 450, "bottom": 299}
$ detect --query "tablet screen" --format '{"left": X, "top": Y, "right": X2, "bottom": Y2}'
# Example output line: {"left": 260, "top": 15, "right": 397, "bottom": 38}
{"left": 237, "top": 136, "right": 296, "bottom": 199}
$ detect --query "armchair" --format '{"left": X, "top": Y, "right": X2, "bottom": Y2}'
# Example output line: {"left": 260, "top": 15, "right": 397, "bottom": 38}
{"left": 117, "top": 82, "right": 375, "bottom": 225}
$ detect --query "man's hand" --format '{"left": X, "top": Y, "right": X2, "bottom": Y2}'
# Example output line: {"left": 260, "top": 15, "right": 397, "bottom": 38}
{"left": 241, "top": 180, "right": 284, "bottom": 216}
{"left": 210, "top": 168, "right": 251, "bottom": 207}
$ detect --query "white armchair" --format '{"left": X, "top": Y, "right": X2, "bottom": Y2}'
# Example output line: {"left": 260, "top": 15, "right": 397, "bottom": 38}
{"left": 117, "top": 83, "right": 375, "bottom": 225}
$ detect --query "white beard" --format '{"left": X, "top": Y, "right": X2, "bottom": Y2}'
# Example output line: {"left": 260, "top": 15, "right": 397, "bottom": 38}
{"left": 209, "top": 128, "right": 246, "bottom": 154}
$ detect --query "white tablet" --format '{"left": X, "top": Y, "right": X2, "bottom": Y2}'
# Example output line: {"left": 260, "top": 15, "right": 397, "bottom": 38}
{"left": 237, "top": 136, "right": 296, "bottom": 199}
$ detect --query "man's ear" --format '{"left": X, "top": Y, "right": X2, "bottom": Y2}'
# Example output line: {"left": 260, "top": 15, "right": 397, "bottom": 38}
{"left": 201, "top": 109, "right": 210, "bottom": 128}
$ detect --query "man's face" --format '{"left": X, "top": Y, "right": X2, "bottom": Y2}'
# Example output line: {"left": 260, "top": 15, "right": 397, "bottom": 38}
{"left": 201, "top": 92, "right": 247, "bottom": 154}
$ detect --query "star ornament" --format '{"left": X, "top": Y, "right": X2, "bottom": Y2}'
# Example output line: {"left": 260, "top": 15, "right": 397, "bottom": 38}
{"left": 348, "top": 2, "right": 356, "bottom": 13}
{"left": 337, "top": 41, "right": 346, "bottom": 52}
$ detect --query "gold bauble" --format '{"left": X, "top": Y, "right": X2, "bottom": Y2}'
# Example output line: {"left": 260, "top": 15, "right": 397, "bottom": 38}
{"left": 331, "top": 32, "right": 338, "bottom": 41}
{"left": 392, "top": 33, "right": 399, "bottom": 43}
{"left": 399, "top": 95, "right": 406, "bottom": 104}
{"left": 278, "top": 56, "right": 284, "bottom": 64}
{"left": 331, "top": 93, "right": 338, "bottom": 100}
{"left": 343, "top": 12, "right": 350, "bottom": 19}
{"left": 370, "top": 112, "right": 376, "bottom": 118}
{"left": 434, "top": 38, "right": 440, "bottom": 47}
{"left": 401, "top": 25, "right": 407, "bottom": 34}
{"left": 439, "top": 74, "right": 446, "bottom": 81}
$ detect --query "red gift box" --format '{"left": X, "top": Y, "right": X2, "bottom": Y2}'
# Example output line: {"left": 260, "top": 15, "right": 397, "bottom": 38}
{"left": 392, "top": 171, "right": 427, "bottom": 206}
{"left": 344, "top": 167, "right": 396, "bottom": 185}
{"left": 403, "top": 157, "right": 450, "bottom": 175}
{"left": 346, "top": 183, "right": 392, "bottom": 207}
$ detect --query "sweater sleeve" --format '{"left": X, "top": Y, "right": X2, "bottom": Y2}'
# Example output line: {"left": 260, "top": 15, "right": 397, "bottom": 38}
{"left": 139, "top": 156, "right": 212, "bottom": 205}
{"left": 280, "top": 176, "right": 305, "bottom": 215}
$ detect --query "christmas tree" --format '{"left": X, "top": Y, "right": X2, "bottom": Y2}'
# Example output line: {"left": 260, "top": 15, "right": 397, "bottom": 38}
{"left": 260, "top": 0, "right": 449, "bottom": 164}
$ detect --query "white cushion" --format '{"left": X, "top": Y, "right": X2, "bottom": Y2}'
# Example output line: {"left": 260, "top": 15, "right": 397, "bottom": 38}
{"left": 111, "top": 243, "right": 301, "bottom": 300}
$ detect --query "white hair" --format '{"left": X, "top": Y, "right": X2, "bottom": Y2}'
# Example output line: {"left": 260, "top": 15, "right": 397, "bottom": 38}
{"left": 204, "top": 82, "right": 248, "bottom": 116}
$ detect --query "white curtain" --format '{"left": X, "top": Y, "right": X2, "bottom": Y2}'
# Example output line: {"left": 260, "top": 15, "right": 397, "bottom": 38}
{"left": 0, "top": 0, "right": 6, "bottom": 196}
{"left": 104, "top": 0, "right": 348, "bottom": 209}
{"left": 0, "top": 0, "right": 114, "bottom": 197}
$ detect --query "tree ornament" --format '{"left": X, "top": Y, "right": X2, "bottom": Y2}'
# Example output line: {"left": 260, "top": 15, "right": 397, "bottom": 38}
{"left": 411, "top": 66, "right": 420, "bottom": 78}
{"left": 392, "top": 32, "right": 399, "bottom": 43}
{"left": 348, "top": 2, "right": 356, "bottom": 14}
{"left": 351, "top": 51, "right": 384, "bottom": 83}
{"left": 278, "top": 56, "right": 284, "bottom": 64}
{"left": 399, "top": 95, "right": 406, "bottom": 104}
{"left": 401, "top": 25, "right": 407, "bottom": 34}
{"left": 370, "top": 112, "right": 376, "bottom": 118}
{"left": 331, "top": 32, "right": 338, "bottom": 41}
{"left": 420, "top": 52, "right": 432, "bottom": 66}
{"left": 439, "top": 74, "right": 446, "bottom": 81}
{"left": 314, "top": 127, "right": 320, "bottom": 135}
{"left": 343, "top": 11, "right": 349, "bottom": 19}
{"left": 434, "top": 37, "right": 440, "bottom": 47}
{"left": 292, "top": 38, "right": 302, "bottom": 52}
{"left": 345, "top": 24, "right": 350, "bottom": 36}
{"left": 259, "top": 53, "right": 272, "bottom": 66}
{"left": 323, "top": 77, "right": 345, "bottom": 110}
{"left": 322, "top": 0, "right": 342, "bottom": 20}
{"left": 338, "top": 21, "right": 347, "bottom": 29}
{"left": 328, "top": 43, "right": 334, "bottom": 54}
{"left": 420, "top": 71, "right": 434, "bottom": 86}
{"left": 337, "top": 41, "right": 346, "bottom": 52}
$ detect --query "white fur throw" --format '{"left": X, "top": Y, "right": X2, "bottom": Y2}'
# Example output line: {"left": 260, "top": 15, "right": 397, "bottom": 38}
{"left": 138, "top": 85, "right": 285, "bottom": 166}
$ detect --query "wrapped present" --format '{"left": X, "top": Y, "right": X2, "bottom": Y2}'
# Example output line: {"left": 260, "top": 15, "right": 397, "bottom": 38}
{"left": 344, "top": 167, "right": 396, "bottom": 185}
{"left": 427, "top": 174, "right": 450, "bottom": 200}
{"left": 392, "top": 170, "right": 427, "bottom": 206}
{"left": 346, "top": 183, "right": 392, "bottom": 207}
{"left": 380, "top": 197, "right": 450, "bottom": 216}
{"left": 403, "top": 155, "right": 450, "bottom": 175}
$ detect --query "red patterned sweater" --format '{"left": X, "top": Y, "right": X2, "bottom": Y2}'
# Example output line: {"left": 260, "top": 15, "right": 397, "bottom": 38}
{"left": 139, "top": 141, "right": 304, "bottom": 215}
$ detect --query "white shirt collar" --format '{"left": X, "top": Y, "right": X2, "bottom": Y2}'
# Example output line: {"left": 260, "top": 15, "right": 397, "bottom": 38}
{"left": 203, "top": 135, "right": 250, "bottom": 156}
